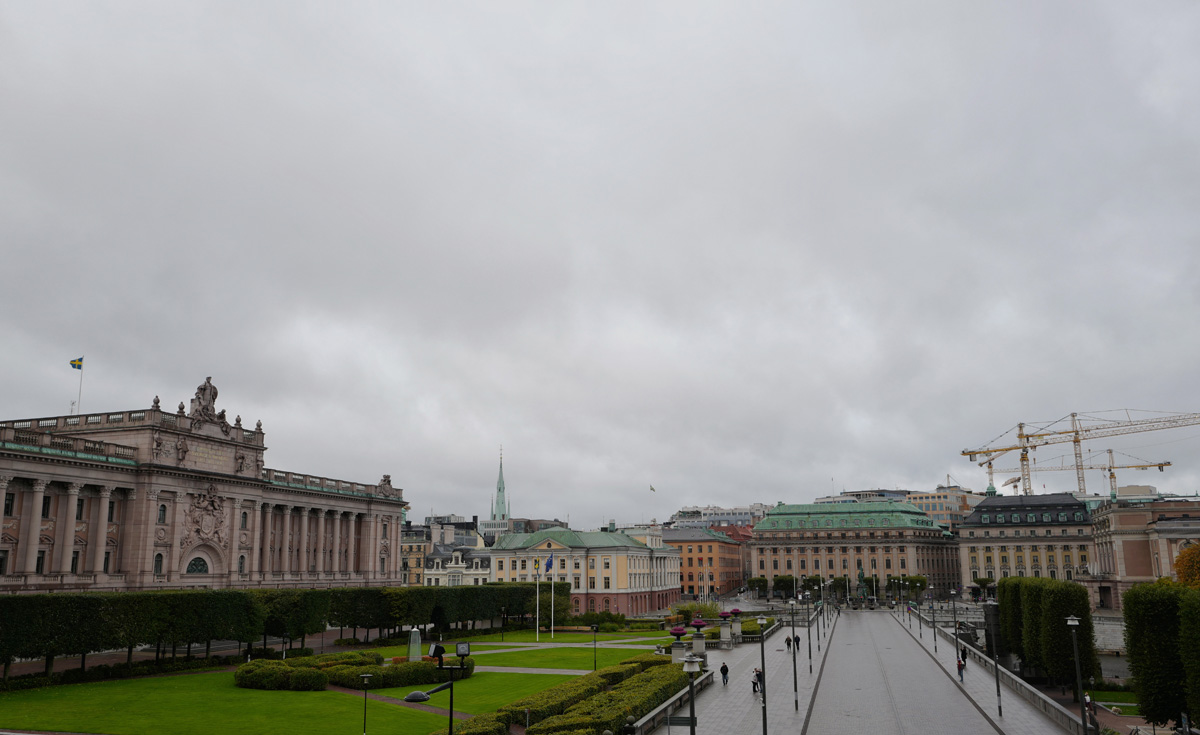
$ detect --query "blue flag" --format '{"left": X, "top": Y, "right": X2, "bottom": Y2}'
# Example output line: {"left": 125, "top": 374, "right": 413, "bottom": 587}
{"left": 545, "top": 554, "right": 554, "bottom": 575}
{"left": 70, "top": 357, "right": 83, "bottom": 370}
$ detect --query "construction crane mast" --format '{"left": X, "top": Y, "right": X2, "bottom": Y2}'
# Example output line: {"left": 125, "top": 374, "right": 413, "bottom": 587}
{"left": 963, "top": 410, "right": 1200, "bottom": 496}
{"left": 986, "top": 449, "right": 1170, "bottom": 497}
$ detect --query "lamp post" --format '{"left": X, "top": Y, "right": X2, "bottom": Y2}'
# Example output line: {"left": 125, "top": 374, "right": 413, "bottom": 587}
{"left": 1066, "top": 616, "right": 1087, "bottom": 735}
{"left": 985, "top": 600, "right": 1002, "bottom": 718}
{"left": 951, "top": 589, "right": 958, "bottom": 665}
{"left": 360, "top": 673, "right": 373, "bottom": 735}
{"left": 757, "top": 615, "right": 768, "bottom": 735}
{"left": 405, "top": 644, "right": 470, "bottom": 735}
{"left": 804, "top": 591, "right": 812, "bottom": 674}
{"left": 904, "top": 582, "right": 911, "bottom": 628}
{"left": 788, "top": 599, "right": 798, "bottom": 710}
{"left": 591, "top": 624, "right": 598, "bottom": 671}
{"left": 500, "top": 606, "right": 505, "bottom": 643}
{"left": 930, "top": 587, "right": 936, "bottom": 652}
{"left": 682, "top": 654, "right": 702, "bottom": 735}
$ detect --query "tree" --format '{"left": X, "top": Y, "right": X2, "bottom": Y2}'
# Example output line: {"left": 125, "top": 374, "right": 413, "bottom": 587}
{"left": 1038, "top": 581, "right": 1097, "bottom": 699}
{"left": 973, "top": 577, "right": 995, "bottom": 599}
{"left": 746, "top": 577, "right": 768, "bottom": 597}
{"left": 904, "top": 575, "right": 928, "bottom": 602}
{"left": 1020, "top": 577, "right": 1050, "bottom": 672}
{"left": 997, "top": 577, "right": 1025, "bottom": 662}
{"left": 1124, "top": 580, "right": 1189, "bottom": 728}
{"left": 771, "top": 575, "right": 797, "bottom": 597}
{"left": 1177, "top": 588, "right": 1200, "bottom": 723}
{"left": 1177, "top": 544, "right": 1200, "bottom": 589}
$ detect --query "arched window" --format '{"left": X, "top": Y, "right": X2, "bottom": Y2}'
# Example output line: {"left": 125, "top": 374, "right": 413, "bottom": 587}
{"left": 240, "top": 512, "right": 248, "bottom": 530}
{"left": 588, "top": 598, "right": 595, "bottom": 611}
{"left": 603, "top": 598, "right": 610, "bottom": 611}
{"left": 186, "top": 557, "right": 209, "bottom": 574}
{"left": 157, "top": 505, "right": 167, "bottom": 524}
{"left": 238, "top": 555, "right": 246, "bottom": 574}
{"left": 153, "top": 553, "right": 163, "bottom": 575}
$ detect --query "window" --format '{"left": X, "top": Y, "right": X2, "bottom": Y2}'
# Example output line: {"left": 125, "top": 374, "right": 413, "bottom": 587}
{"left": 240, "top": 512, "right": 248, "bottom": 530}
{"left": 1011, "top": 514, "right": 1020, "bottom": 523}
{"left": 589, "top": 577, "right": 596, "bottom": 589}
{"left": 154, "top": 553, "right": 164, "bottom": 575}
{"left": 76, "top": 498, "right": 85, "bottom": 520}
{"left": 773, "top": 559, "right": 778, "bottom": 570}
{"left": 103, "top": 551, "right": 111, "bottom": 572}
{"left": 239, "top": 555, "right": 246, "bottom": 573}
{"left": 759, "top": 559, "right": 765, "bottom": 570}
{"left": 1042, "top": 513, "right": 1051, "bottom": 522}
{"left": 42, "top": 496, "right": 51, "bottom": 518}
{"left": 71, "top": 551, "right": 79, "bottom": 574}
{"left": 1058, "top": 513, "right": 1067, "bottom": 522}
{"left": 981, "top": 515, "right": 990, "bottom": 524}
{"left": 589, "top": 558, "right": 595, "bottom": 569}
{"left": 107, "top": 501, "right": 114, "bottom": 522}
{"left": 185, "top": 556, "right": 206, "bottom": 573}
{"left": 157, "top": 505, "right": 167, "bottom": 524}
{"left": 520, "top": 559, "right": 527, "bottom": 570}
{"left": 498, "top": 560, "right": 504, "bottom": 571}
{"left": 382, "top": 523, "right": 388, "bottom": 539}
{"left": 2, "top": 493, "right": 12, "bottom": 516}
{"left": 36, "top": 550, "right": 46, "bottom": 574}
{"left": 0, "top": 550, "right": 7, "bottom": 575}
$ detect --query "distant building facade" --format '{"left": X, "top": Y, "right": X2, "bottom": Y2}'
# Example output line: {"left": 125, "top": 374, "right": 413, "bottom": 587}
{"left": 906, "top": 485, "right": 984, "bottom": 532}
{"left": 424, "top": 543, "right": 491, "bottom": 587}
{"left": 0, "top": 378, "right": 409, "bottom": 592}
{"left": 670, "top": 503, "right": 771, "bottom": 527}
{"left": 489, "top": 527, "right": 680, "bottom": 615}
{"left": 662, "top": 527, "right": 744, "bottom": 599}
{"left": 1081, "top": 494, "right": 1200, "bottom": 611}
{"left": 751, "top": 501, "right": 959, "bottom": 597}
{"left": 956, "top": 489, "right": 1093, "bottom": 590}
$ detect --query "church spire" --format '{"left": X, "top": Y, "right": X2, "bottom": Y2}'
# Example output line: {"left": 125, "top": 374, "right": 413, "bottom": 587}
{"left": 493, "top": 447, "right": 507, "bottom": 521}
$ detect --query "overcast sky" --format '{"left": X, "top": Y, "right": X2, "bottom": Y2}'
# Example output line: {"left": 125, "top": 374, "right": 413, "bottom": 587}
{"left": 3, "top": 2, "right": 1200, "bottom": 528}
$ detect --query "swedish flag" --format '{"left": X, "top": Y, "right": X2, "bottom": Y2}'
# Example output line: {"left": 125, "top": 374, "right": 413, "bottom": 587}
{"left": 70, "top": 357, "right": 84, "bottom": 370}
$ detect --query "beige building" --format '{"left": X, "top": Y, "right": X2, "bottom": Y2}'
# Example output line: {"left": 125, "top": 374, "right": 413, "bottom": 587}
{"left": 0, "top": 378, "right": 408, "bottom": 591}
{"left": 1082, "top": 494, "right": 1200, "bottom": 611}
{"left": 907, "top": 485, "right": 984, "bottom": 532}
{"left": 751, "top": 501, "right": 960, "bottom": 598}
{"left": 489, "top": 527, "right": 681, "bottom": 616}
{"left": 956, "top": 489, "right": 1093, "bottom": 591}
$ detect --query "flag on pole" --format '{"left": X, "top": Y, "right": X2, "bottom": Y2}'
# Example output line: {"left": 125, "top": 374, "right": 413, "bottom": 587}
{"left": 650, "top": 485, "right": 656, "bottom": 492}
{"left": 70, "top": 357, "right": 84, "bottom": 370}
{"left": 533, "top": 558, "right": 541, "bottom": 577}
{"left": 545, "top": 553, "right": 554, "bottom": 574}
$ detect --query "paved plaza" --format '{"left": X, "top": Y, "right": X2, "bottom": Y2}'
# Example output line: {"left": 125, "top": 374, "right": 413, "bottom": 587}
{"left": 688, "top": 610, "right": 1072, "bottom": 735}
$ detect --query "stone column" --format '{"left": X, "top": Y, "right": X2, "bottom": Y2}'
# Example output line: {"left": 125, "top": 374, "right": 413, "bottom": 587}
{"left": 346, "top": 514, "right": 358, "bottom": 573}
{"left": 332, "top": 511, "right": 343, "bottom": 573}
{"left": 166, "top": 492, "right": 184, "bottom": 579}
{"left": 281, "top": 506, "right": 292, "bottom": 574}
{"left": 250, "top": 502, "right": 265, "bottom": 575}
{"left": 57, "top": 483, "right": 82, "bottom": 573}
{"left": 22, "top": 480, "right": 48, "bottom": 574}
{"left": 361, "top": 514, "right": 376, "bottom": 579}
{"left": 89, "top": 487, "right": 112, "bottom": 574}
{"left": 302, "top": 508, "right": 313, "bottom": 573}
{"left": 228, "top": 496, "right": 240, "bottom": 576}
{"left": 316, "top": 510, "right": 326, "bottom": 573}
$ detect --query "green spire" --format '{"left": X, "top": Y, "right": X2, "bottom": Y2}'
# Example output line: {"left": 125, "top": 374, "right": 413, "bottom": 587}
{"left": 493, "top": 449, "right": 507, "bottom": 521}
{"left": 985, "top": 482, "right": 997, "bottom": 497}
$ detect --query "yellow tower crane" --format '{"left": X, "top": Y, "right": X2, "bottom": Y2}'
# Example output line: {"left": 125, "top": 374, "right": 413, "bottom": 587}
{"left": 963, "top": 410, "right": 1200, "bottom": 496}
{"left": 986, "top": 449, "right": 1170, "bottom": 498}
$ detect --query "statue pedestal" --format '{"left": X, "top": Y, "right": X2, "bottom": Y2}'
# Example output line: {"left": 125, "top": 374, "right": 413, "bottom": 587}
{"left": 719, "top": 620, "right": 733, "bottom": 650}
{"left": 671, "top": 641, "right": 689, "bottom": 664}
{"left": 407, "top": 629, "right": 422, "bottom": 661}
{"left": 732, "top": 619, "right": 742, "bottom": 638}
{"left": 691, "top": 631, "right": 705, "bottom": 654}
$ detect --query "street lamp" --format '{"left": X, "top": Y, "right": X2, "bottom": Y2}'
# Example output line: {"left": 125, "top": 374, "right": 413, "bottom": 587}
{"left": 591, "top": 624, "right": 599, "bottom": 671}
{"left": 787, "top": 599, "right": 798, "bottom": 711}
{"left": 682, "top": 654, "right": 702, "bottom": 735}
{"left": 984, "top": 600, "right": 1003, "bottom": 718}
{"left": 930, "top": 587, "right": 936, "bottom": 652}
{"left": 405, "top": 643, "right": 471, "bottom": 735}
{"left": 1066, "top": 616, "right": 1087, "bottom": 734}
{"left": 757, "top": 615, "right": 768, "bottom": 735}
{"left": 500, "top": 606, "right": 505, "bottom": 643}
{"left": 950, "top": 589, "right": 959, "bottom": 665}
{"left": 360, "top": 673, "right": 373, "bottom": 735}
{"left": 804, "top": 591, "right": 812, "bottom": 674}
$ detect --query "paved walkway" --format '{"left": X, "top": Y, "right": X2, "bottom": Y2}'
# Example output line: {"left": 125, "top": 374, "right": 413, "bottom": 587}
{"left": 889, "top": 610, "right": 1073, "bottom": 735}
{"left": 691, "top": 614, "right": 834, "bottom": 735}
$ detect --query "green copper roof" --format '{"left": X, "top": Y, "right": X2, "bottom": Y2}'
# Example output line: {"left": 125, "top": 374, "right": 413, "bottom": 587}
{"left": 491, "top": 527, "right": 649, "bottom": 550}
{"left": 754, "top": 501, "right": 939, "bottom": 531}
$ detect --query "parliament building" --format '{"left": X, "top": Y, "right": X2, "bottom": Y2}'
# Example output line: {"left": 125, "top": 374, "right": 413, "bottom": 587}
{"left": 0, "top": 378, "right": 409, "bottom": 592}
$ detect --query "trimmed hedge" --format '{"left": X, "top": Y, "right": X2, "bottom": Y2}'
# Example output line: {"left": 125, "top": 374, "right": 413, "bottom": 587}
{"left": 234, "top": 660, "right": 329, "bottom": 691}
{"left": 529, "top": 663, "right": 689, "bottom": 735}
{"left": 324, "top": 658, "right": 476, "bottom": 690}
{"left": 618, "top": 652, "right": 673, "bottom": 670}
{"left": 429, "top": 713, "right": 508, "bottom": 735}
{"left": 593, "top": 663, "right": 640, "bottom": 686}
{"left": 1124, "top": 581, "right": 1189, "bottom": 727}
{"left": 0, "top": 655, "right": 241, "bottom": 692}
{"left": 497, "top": 672, "right": 606, "bottom": 726}
{"left": 233, "top": 651, "right": 461, "bottom": 691}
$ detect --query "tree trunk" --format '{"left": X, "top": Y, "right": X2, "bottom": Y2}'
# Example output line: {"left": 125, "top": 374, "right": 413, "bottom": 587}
{"left": 3, "top": 660, "right": 10, "bottom": 681}
{"left": 172, "top": 641, "right": 177, "bottom": 662}
{"left": 205, "top": 640, "right": 211, "bottom": 659}
{"left": 127, "top": 644, "right": 134, "bottom": 666}
{"left": 186, "top": 642, "right": 192, "bottom": 659}
{"left": 81, "top": 652, "right": 87, "bottom": 672}
{"left": 301, "top": 634, "right": 306, "bottom": 649}
{"left": 44, "top": 654, "right": 54, "bottom": 676}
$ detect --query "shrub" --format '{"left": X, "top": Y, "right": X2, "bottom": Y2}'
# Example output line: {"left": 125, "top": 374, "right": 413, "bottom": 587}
{"left": 497, "top": 673, "right": 606, "bottom": 726}
{"left": 619, "top": 652, "right": 673, "bottom": 670}
{"left": 531, "top": 663, "right": 688, "bottom": 735}
{"left": 429, "top": 713, "right": 507, "bottom": 735}
{"left": 288, "top": 667, "right": 329, "bottom": 691}
{"left": 594, "top": 663, "right": 640, "bottom": 685}
{"left": 1125, "top": 581, "right": 1188, "bottom": 728}
{"left": 234, "top": 660, "right": 294, "bottom": 690}
{"left": 334, "top": 637, "right": 361, "bottom": 646}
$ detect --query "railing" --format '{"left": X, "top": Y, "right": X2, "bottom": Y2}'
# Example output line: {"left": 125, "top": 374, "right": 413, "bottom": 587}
{"left": 263, "top": 469, "right": 391, "bottom": 500}
{"left": 0, "top": 426, "right": 139, "bottom": 465}
{"left": 0, "top": 410, "right": 264, "bottom": 446}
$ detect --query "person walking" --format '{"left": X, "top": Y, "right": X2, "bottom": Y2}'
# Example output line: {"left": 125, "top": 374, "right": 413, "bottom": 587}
{"left": 957, "top": 658, "right": 965, "bottom": 683}
{"left": 756, "top": 668, "right": 765, "bottom": 694}
{"left": 960, "top": 645, "right": 968, "bottom": 667}
{"left": 751, "top": 669, "right": 759, "bottom": 693}
{"left": 785, "top": 636, "right": 792, "bottom": 651}
{"left": 720, "top": 662, "right": 729, "bottom": 686}
{"left": 793, "top": 633, "right": 801, "bottom": 649}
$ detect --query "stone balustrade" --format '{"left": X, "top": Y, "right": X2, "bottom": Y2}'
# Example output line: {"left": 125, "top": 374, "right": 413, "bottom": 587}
{"left": 0, "top": 426, "right": 139, "bottom": 464}
{"left": 1, "top": 409, "right": 264, "bottom": 445}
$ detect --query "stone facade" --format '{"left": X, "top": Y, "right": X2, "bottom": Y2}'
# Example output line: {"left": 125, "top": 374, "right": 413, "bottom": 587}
{"left": 0, "top": 378, "right": 409, "bottom": 592}
{"left": 751, "top": 501, "right": 960, "bottom": 597}
{"left": 956, "top": 491, "right": 1093, "bottom": 590}
{"left": 662, "top": 527, "right": 744, "bottom": 599}
{"left": 1079, "top": 496, "right": 1200, "bottom": 611}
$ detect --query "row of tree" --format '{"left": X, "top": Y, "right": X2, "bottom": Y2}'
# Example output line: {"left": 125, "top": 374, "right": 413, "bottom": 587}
{"left": 1122, "top": 580, "right": 1200, "bottom": 728}
{"left": 995, "top": 577, "right": 1097, "bottom": 698}
{"left": 754, "top": 574, "right": 928, "bottom": 600}
{"left": 0, "top": 582, "right": 569, "bottom": 679}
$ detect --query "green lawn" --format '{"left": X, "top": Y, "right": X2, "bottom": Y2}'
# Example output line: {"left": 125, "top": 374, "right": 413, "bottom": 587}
{"left": 471, "top": 647, "right": 643, "bottom": 669}
{"left": 374, "top": 643, "right": 523, "bottom": 657}
{"left": 375, "top": 672, "right": 575, "bottom": 714}
{"left": 0, "top": 671, "right": 448, "bottom": 735}
{"left": 1087, "top": 690, "right": 1138, "bottom": 704}
{"left": 455, "top": 630, "right": 661, "bottom": 644}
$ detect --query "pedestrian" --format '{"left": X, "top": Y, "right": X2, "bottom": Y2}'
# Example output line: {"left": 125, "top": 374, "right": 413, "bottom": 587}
{"left": 961, "top": 645, "right": 967, "bottom": 666}
{"left": 785, "top": 636, "right": 792, "bottom": 651}
{"left": 793, "top": 633, "right": 801, "bottom": 649}
{"left": 720, "top": 662, "right": 729, "bottom": 686}
{"left": 756, "top": 668, "right": 765, "bottom": 693}
{"left": 751, "top": 669, "right": 759, "bottom": 693}
{"left": 957, "top": 658, "right": 965, "bottom": 683}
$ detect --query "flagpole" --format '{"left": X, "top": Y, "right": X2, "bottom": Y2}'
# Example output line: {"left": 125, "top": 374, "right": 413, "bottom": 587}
{"left": 76, "top": 357, "right": 85, "bottom": 415}
{"left": 551, "top": 575, "right": 555, "bottom": 640}
{"left": 536, "top": 569, "right": 541, "bottom": 643}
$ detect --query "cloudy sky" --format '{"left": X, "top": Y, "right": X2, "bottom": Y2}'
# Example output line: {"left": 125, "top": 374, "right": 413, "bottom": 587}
{"left": 3, "top": 2, "right": 1200, "bottom": 528}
